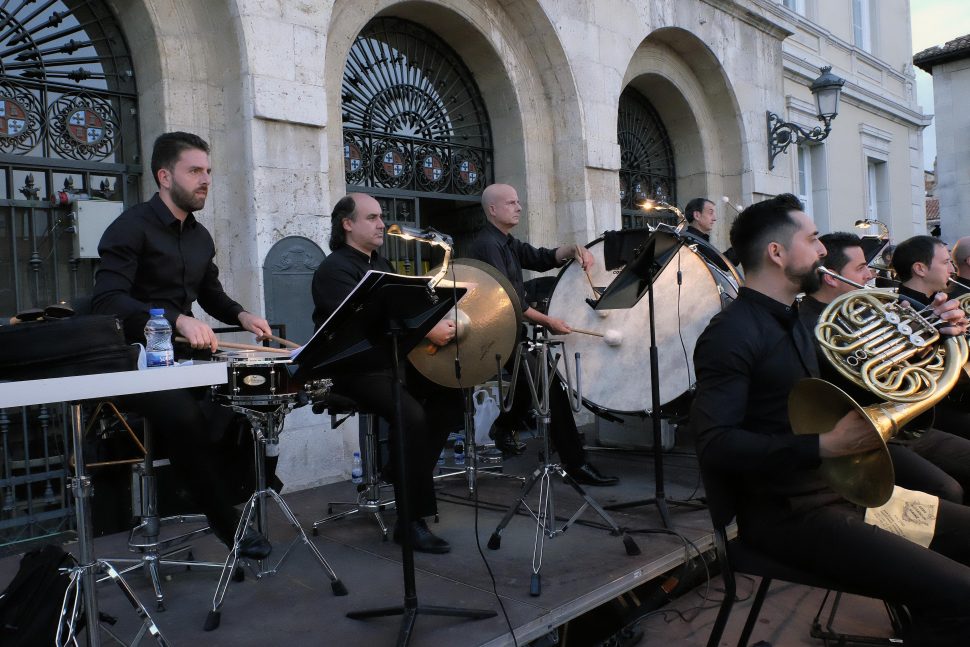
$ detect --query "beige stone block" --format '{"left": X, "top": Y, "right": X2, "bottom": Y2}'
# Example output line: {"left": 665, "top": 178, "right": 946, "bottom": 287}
{"left": 294, "top": 25, "right": 327, "bottom": 86}
{"left": 252, "top": 76, "right": 327, "bottom": 126}
{"left": 251, "top": 120, "right": 328, "bottom": 171}
{"left": 241, "top": 17, "right": 295, "bottom": 79}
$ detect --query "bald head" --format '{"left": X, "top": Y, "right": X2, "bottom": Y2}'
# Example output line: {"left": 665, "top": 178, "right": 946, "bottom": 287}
{"left": 481, "top": 183, "right": 521, "bottom": 234}
{"left": 953, "top": 237, "right": 970, "bottom": 279}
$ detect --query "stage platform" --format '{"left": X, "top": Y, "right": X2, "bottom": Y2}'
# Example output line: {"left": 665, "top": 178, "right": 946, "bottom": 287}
{"left": 0, "top": 439, "right": 894, "bottom": 646}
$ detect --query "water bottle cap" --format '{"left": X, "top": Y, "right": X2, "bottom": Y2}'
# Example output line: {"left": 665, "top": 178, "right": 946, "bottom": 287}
{"left": 149, "top": 308, "right": 165, "bottom": 316}
{"left": 353, "top": 451, "right": 360, "bottom": 457}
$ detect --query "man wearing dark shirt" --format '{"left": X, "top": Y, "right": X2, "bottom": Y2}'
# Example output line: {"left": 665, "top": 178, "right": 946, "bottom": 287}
{"left": 683, "top": 197, "right": 716, "bottom": 243}
{"left": 949, "top": 236, "right": 970, "bottom": 298}
{"left": 801, "top": 232, "right": 970, "bottom": 504}
{"left": 311, "top": 193, "right": 461, "bottom": 553}
{"left": 93, "top": 132, "right": 273, "bottom": 559}
{"left": 893, "top": 235, "right": 970, "bottom": 441}
{"left": 466, "top": 183, "right": 617, "bottom": 486}
{"left": 693, "top": 194, "right": 970, "bottom": 646}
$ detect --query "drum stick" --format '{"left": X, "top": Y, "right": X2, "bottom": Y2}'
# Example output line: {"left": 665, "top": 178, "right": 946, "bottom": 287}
{"left": 569, "top": 327, "right": 604, "bottom": 338}
{"left": 259, "top": 333, "right": 300, "bottom": 349}
{"left": 174, "top": 336, "right": 291, "bottom": 355}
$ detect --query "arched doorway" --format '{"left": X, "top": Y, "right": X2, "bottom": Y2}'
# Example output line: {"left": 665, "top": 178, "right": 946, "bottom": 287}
{"left": 0, "top": 0, "right": 141, "bottom": 317}
{"left": 617, "top": 87, "right": 676, "bottom": 229}
{"left": 0, "top": 0, "right": 141, "bottom": 544}
{"left": 341, "top": 17, "right": 493, "bottom": 272}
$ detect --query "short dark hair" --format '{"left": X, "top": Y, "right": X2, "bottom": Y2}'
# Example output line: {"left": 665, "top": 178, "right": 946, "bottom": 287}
{"left": 892, "top": 235, "right": 945, "bottom": 283}
{"left": 328, "top": 195, "right": 357, "bottom": 251}
{"left": 150, "top": 132, "right": 209, "bottom": 187}
{"left": 818, "top": 232, "right": 863, "bottom": 276}
{"left": 684, "top": 197, "right": 712, "bottom": 223}
{"left": 881, "top": 244, "right": 896, "bottom": 263}
{"left": 728, "top": 193, "right": 804, "bottom": 272}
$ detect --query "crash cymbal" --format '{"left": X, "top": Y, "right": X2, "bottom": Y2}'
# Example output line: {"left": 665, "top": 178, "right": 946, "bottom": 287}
{"left": 408, "top": 258, "right": 522, "bottom": 388}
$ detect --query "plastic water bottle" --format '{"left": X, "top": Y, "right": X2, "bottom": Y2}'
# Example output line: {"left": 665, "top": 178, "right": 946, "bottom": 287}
{"left": 144, "top": 308, "right": 174, "bottom": 367}
{"left": 453, "top": 434, "right": 465, "bottom": 466}
{"left": 438, "top": 448, "right": 446, "bottom": 466}
{"left": 351, "top": 452, "right": 363, "bottom": 485}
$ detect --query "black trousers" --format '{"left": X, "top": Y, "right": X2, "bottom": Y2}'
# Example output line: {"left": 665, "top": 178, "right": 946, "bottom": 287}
{"left": 740, "top": 499, "right": 970, "bottom": 647}
{"left": 332, "top": 369, "right": 462, "bottom": 519}
{"left": 891, "top": 429, "right": 970, "bottom": 503}
{"left": 116, "top": 388, "right": 241, "bottom": 541}
{"left": 496, "top": 350, "right": 585, "bottom": 468}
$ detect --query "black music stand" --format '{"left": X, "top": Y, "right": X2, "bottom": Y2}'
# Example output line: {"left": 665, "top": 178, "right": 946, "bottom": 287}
{"left": 589, "top": 231, "right": 690, "bottom": 529}
{"left": 292, "top": 271, "right": 496, "bottom": 647}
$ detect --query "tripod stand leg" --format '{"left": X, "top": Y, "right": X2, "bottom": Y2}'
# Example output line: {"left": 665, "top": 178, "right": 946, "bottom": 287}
{"left": 100, "top": 561, "right": 170, "bottom": 646}
{"left": 487, "top": 465, "right": 543, "bottom": 550}
{"left": 265, "top": 488, "right": 347, "bottom": 595}
{"left": 560, "top": 469, "right": 641, "bottom": 556}
{"left": 204, "top": 493, "right": 256, "bottom": 631}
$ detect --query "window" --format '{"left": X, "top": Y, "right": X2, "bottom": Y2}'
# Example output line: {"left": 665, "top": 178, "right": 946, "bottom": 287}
{"left": 866, "top": 157, "right": 890, "bottom": 224}
{"left": 797, "top": 145, "right": 813, "bottom": 218}
{"left": 782, "top": 0, "right": 805, "bottom": 14}
{"left": 798, "top": 144, "right": 830, "bottom": 233}
{"left": 852, "top": 0, "right": 871, "bottom": 51}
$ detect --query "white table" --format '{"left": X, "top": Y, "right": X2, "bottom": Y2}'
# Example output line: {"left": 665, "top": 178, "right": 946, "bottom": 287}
{"left": 0, "top": 362, "right": 227, "bottom": 647}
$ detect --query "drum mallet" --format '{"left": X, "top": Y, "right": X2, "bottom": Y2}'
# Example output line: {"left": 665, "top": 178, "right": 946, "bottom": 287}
{"left": 567, "top": 327, "right": 622, "bottom": 347}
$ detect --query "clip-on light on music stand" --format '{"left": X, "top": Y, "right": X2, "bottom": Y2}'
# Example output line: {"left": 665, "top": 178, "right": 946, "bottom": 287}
{"left": 291, "top": 271, "right": 496, "bottom": 647}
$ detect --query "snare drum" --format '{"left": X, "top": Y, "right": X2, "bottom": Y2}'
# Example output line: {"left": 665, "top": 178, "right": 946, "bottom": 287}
{"left": 212, "top": 352, "right": 299, "bottom": 410}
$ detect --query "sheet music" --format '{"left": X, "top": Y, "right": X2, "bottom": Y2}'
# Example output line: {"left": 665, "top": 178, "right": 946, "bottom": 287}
{"left": 291, "top": 270, "right": 432, "bottom": 361}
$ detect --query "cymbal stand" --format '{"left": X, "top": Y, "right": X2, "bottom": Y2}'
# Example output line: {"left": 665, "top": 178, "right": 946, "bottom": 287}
{"left": 433, "top": 388, "right": 524, "bottom": 496}
{"left": 486, "top": 329, "right": 640, "bottom": 596}
{"left": 57, "top": 403, "right": 169, "bottom": 647}
{"left": 204, "top": 401, "right": 347, "bottom": 631}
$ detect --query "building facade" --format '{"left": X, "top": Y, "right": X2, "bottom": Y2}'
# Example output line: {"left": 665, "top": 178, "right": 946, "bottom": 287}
{"left": 915, "top": 34, "right": 970, "bottom": 242}
{"left": 0, "top": 0, "right": 928, "bottom": 508}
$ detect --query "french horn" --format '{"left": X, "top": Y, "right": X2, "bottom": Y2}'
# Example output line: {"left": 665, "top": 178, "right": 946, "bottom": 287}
{"left": 788, "top": 266, "right": 969, "bottom": 507}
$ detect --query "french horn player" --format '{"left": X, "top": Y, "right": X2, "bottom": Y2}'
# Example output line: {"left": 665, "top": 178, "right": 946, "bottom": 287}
{"left": 693, "top": 194, "right": 970, "bottom": 647}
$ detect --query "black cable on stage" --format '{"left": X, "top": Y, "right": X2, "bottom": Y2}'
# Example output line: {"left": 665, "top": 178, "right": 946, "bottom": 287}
{"left": 446, "top": 260, "right": 518, "bottom": 647}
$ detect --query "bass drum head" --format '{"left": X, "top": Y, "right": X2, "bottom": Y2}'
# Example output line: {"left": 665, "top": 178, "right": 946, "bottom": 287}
{"left": 546, "top": 234, "right": 725, "bottom": 414}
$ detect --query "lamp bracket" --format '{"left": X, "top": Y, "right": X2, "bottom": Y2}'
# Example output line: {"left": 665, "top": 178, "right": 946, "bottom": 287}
{"left": 766, "top": 110, "right": 833, "bottom": 170}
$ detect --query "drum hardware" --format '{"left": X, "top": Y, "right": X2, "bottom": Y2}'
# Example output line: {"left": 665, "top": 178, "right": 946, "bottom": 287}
{"left": 407, "top": 258, "right": 523, "bottom": 494}
{"left": 204, "top": 397, "right": 348, "bottom": 631}
{"left": 487, "top": 328, "right": 640, "bottom": 596}
{"left": 789, "top": 272, "right": 968, "bottom": 507}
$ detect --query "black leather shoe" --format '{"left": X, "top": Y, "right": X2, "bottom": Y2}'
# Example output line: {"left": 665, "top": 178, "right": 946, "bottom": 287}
{"left": 393, "top": 519, "right": 450, "bottom": 554}
{"left": 237, "top": 528, "right": 273, "bottom": 560}
{"left": 491, "top": 428, "right": 526, "bottom": 456}
{"left": 567, "top": 462, "right": 619, "bottom": 487}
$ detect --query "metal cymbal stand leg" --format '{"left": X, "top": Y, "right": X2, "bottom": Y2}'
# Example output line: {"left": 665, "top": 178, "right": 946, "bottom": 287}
{"left": 204, "top": 405, "right": 348, "bottom": 631}
{"left": 486, "top": 333, "right": 640, "bottom": 596}
{"left": 433, "top": 388, "right": 524, "bottom": 495}
{"left": 57, "top": 403, "right": 170, "bottom": 646}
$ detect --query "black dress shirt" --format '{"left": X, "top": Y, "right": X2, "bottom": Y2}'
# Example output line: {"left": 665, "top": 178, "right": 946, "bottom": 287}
{"left": 92, "top": 193, "right": 244, "bottom": 343}
{"left": 692, "top": 287, "right": 834, "bottom": 510}
{"left": 465, "top": 222, "right": 560, "bottom": 310}
{"left": 685, "top": 226, "right": 710, "bottom": 243}
{"left": 310, "top": 244, "right": 395, "bottom": 331}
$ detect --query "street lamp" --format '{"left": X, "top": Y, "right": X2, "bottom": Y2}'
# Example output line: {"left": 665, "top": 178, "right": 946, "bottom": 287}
{"left": 767, "top": 66, "right": 846, "bottom": 169}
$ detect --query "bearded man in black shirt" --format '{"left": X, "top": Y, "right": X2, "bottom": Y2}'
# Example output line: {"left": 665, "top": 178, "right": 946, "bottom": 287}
{"left": 93, "top": 131, "right": 273, "bottom": 559}
{"left": 692, "top": 194, "right": 970, "bottom": 646}
{"left": 310, "top": 193, "right": 463, "bottom": 554}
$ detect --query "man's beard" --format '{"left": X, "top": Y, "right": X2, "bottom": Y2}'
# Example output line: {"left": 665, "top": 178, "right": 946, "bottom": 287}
{"left": 169, "top": 178, "right": 206, "bottom": 213}
{"left": 788, "top": 261, "right": 821, "bottom": 294}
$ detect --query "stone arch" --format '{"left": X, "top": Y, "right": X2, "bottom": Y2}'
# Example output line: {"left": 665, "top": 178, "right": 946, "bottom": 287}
{"left": 325, "top": 0, "right": 587, "bottom": 245}
{"left": 621, "top": 27, "right": 746, "bottom": 247}
{"left": 107, "top": 0, "right": 258, "bottom": 310}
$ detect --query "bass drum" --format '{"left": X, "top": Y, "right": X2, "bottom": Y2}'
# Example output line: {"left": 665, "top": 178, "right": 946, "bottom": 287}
{"left": 546, "top": 231, "right": 738, "bottom": 414}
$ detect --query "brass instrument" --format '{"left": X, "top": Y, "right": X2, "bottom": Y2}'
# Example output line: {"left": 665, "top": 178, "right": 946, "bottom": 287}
{"left": 789, "top": 267, "right": 969, "bottom": 507}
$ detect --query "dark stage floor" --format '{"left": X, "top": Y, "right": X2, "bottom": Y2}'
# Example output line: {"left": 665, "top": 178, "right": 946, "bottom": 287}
{"left": 0, "top": 438, "right": 897, "bottom": 646}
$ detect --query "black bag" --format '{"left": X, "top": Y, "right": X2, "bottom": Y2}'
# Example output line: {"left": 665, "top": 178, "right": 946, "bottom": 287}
{"left": 0, "top": 315, "right": 138, "bottom": 381}
{"left": 0, "top": 544, "right": 75, "bottom": 646}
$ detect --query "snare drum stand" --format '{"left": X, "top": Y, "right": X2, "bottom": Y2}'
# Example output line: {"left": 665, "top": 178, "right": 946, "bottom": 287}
{"left": 204, "top": 401, "right": 347, "bottom": 631}
{"left": 487, "top": 330, "right": 640, "bottom": 596}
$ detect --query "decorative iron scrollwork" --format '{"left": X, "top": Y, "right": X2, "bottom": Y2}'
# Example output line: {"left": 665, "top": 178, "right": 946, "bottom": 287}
{"left": 46, "top": 92, "right": 118, "bottom": 160}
